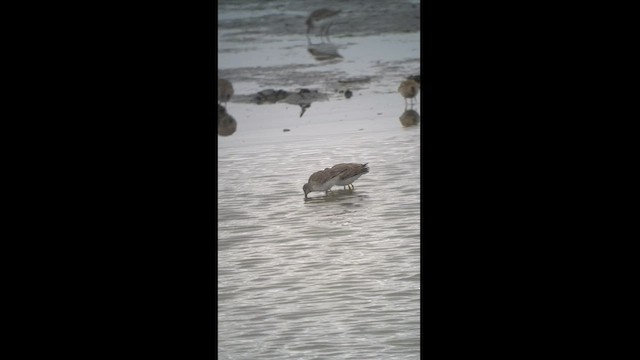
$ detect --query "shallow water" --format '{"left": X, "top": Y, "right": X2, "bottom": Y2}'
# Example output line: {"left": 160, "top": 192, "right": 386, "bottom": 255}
{"left": 218, "top": 1, "right": 420, "bottom": 358}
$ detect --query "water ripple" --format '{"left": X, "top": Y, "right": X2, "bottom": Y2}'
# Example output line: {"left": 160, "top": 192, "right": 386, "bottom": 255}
{"left": 219, "top": 76, "right": 420, "bottom": 360}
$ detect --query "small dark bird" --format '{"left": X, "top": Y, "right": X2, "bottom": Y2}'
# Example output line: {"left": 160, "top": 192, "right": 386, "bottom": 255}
{"left": 299, "top": 103, "right": 311, "bottom": 117}
{"left": 298, "top": 88, "right": 311, "bottom": 98}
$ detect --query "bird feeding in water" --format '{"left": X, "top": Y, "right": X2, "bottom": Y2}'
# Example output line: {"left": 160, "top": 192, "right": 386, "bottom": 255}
{"left": 302, "top": 166, "right": 349, "bottom": 198}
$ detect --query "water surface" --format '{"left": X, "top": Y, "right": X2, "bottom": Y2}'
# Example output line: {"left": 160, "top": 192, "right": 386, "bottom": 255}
{"left": 218, "top": 1, "right": 421, "bottom": 358}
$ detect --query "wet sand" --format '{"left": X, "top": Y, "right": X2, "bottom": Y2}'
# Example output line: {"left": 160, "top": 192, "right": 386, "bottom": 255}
{"left": 218, "top": 0, "right": 420, "bottom": 104}
{"left": 218, "top": 0, "right": 420, "bottom": 38}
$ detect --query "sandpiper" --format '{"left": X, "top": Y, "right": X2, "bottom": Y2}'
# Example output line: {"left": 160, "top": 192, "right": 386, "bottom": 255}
{"left": 331, "top": 163, "right": 369, "bottom": 190}
{"left": 306, "top": 9, "right": 341, "bottom": 42}
{"left": 218, "top": 78, "right": 234, "bottom": 107}
{"left": 303, "top": 167, "right": 349, "bottom": 198}
{"left": 398, "top": 79, "right": 420, "bottom": 107}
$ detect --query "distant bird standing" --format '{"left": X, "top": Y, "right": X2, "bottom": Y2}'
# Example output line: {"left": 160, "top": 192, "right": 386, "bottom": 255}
{"left": 306, "top": 9, "right": 341, "bottom": 42}
{"left": 218, "top": 78, "right": 234, "bottom": 107}
{"left": 331, "top": 163, "right": 369, "bottom": 190}
{"left": 296, "top": 88, "right": 313, "bottom": 117}
{"left": 303, "top": 166, "right": 349, "bottom": 198}
{"left": 398, "top": 79, "right": 420, "bottom": 107}
{"left": 299, "top": 103, "right": 311, "bottom": 117}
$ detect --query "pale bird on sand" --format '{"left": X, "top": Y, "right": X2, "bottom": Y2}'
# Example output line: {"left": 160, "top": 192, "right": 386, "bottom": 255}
{"left": 218, "top": 78, "right": 234, "bottom": 107}
{"left": 398, "top": 79, "right": 420, "bottom": 107}
{"left": 330, "top": 163, "right": 369, "bottom": 190}
{"left": 306, "top": 9, "right": 341, "bottom": 41}
{"left": 303, "top": 166, "right": 349, "bottom": 198}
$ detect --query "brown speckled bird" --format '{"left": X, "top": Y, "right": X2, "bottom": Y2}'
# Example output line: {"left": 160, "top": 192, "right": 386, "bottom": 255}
{"left": 330, "top": 163, "right": 369, "bottom": 190}
{"left": 303, "top": 166, "right": 349, "bottom": 198}
{"left": 398, "top": 79, "right": 420, "bottom": 107}
{"left": 218, "top": 78, "right": 234, "bottom": 107}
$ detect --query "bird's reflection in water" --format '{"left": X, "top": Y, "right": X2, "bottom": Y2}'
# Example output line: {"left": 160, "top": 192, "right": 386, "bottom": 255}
{"left": 399, "top": 108, "right": 420, "bottom": 127}
{"left": 218, "top": 104, "right": 237, "bottom": 136}
{"left": 304, "top": 11, "right": 343, "bottom": 65}
{"left": 305, "top": 10, "right": 343, "bottom": 62}
{"left": 303, "top": 189, "right": 369, "bottom": 202}
{"left": 307, "top": 41, "right": 343, "bottom": 61}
